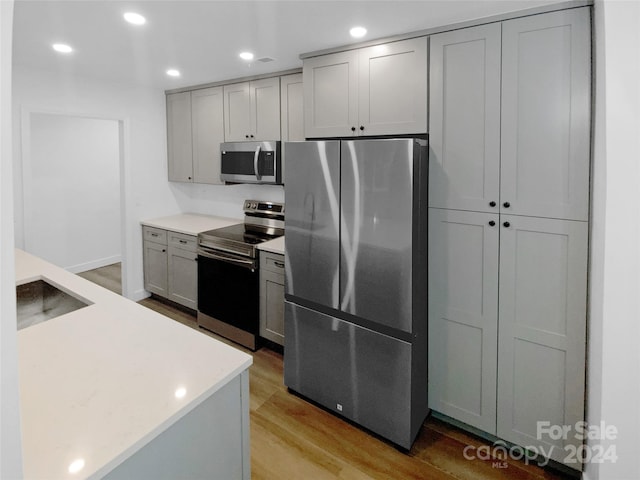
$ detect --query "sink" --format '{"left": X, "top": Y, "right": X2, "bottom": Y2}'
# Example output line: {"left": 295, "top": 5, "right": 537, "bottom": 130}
{"left": 16, "top": 279, "right": 92, "bottom": 330}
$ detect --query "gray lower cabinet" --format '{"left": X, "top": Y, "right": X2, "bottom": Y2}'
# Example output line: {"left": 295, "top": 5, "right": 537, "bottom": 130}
{"left": 143, "top": 227, "right": 168, "bottom": 297}
{"left": 143, "top": 227, "right": 197, "bottom": 310}
{"left": 497, "top": 215, "right": 588, "bottom": 465}
{"left": 167, "top": 231, "right": 198, "bottom": 310}
{"left": 259, "top": 252, "right": 285, "bottom": 345}
{"left": 428, "top": 208, "right": 499, "bottom": 434}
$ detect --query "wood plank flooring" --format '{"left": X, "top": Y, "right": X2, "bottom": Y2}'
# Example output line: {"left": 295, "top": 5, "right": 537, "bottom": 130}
{"left": 83, "top": 264, "right": 574, "bottom": 480}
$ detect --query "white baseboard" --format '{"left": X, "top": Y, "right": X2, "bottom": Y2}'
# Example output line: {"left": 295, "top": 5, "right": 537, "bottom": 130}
{"left": 66, "top": 255, "right": 122, "bottom": 274}
{"left": 130, "top": 289, "right": 150, "bottom": 303}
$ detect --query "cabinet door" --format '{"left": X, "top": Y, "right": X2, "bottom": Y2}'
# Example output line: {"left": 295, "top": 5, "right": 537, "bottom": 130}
{"left": 250, "top": 77, "right": 281, "bottom": 141}
{"left": 191, "top": 87, "right": 224, "bottom": 184}
{"left": 280, "top": 73, "right": 304, "bottom": 141}
{"left": 168, "top": 246, "right": 198, "bottom": 310}
{"left": 497, "top": 216, "right": 587, "bottom": 469}
{"left": 358, "top": 37, "right": 428, "bottom": 136}
{"left": 303, "top": 50, "right": 358, "bottom": 138}
{"left": 501, "top": 8, "right": 591, "bottom": 221}
{"left": 166, "top": 92, "right": 193, "bottom": 182}
{"left": 429, "top": 24, "right": 501, "bottom": 213}
{"left": 143, "top": 240, "right": 168, "bottom": 296}
{"left": 428, "top": 208, "right": 499, "bottom": 433}
{"left": 224, "top": 82, "right": 251, "bottom": 141}
{"left": 260, "top": 269, "right": 285, "bottom": 345}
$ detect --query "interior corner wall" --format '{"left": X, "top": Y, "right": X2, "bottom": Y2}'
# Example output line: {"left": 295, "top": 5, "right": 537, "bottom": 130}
{"left": 586, "top": 1, "right": 640, "bottom": 479}
{"left": 1, "top": 0, "right": 24, "bottom": 477}
{"left": 12, "top": 65, "right": 183, "bottom": 300}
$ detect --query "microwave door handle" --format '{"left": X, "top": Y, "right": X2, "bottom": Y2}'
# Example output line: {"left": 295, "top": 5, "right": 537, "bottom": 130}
{"left": 254, "top": 145, "right": 262, "bottom": 181}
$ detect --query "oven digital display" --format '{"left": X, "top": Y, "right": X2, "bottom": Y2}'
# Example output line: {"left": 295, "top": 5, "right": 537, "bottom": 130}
{"left": 259, "top": 203, "right": 282, "bottom": 213}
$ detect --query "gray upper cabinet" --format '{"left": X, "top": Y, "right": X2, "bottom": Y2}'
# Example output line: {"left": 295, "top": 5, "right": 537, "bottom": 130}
{"left": 429, "top": 8, "right": 590, "bottom": 221}
{"left": 166, "top": 88, "right": 224, "bottom": 185}
{"left": 428, "top": 24, "right": 501, "bottom": 213}
{"left": 280, "top": 73, "right": 304, "bottom": 141}
{"left": 501, "top": 9, "right": 591, "bottom": 221}
{"left": 428, "top": 208, "right": 499, "bottom": 434}
{"left": 357, "top": 37, "right": 428, "bottom": 136}
{"left": 224, "top": 77, "right": 281, "bottom": 141}
{"left": 167, "top": 92, "right": 194, "bottom": 182}
{"left": 191, "top": 87, "right": 225, "bottom": 184}
{"left": 303, "top": 37, "right": 428, "bottom": 138}
{"left": 497, "top": 215, "right": 588, "bottom": 465}
{"left": 303, "top": 50, "right": 358, "bottom": 138}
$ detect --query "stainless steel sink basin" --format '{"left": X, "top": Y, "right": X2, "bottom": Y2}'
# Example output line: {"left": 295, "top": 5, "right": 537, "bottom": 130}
{"left": 16, "top": 279, "right": 91, "bottom": 330}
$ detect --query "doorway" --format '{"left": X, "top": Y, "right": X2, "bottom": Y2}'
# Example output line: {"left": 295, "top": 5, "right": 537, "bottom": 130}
{"left": 21, "top": 112, "right": 125, "bottom": 286}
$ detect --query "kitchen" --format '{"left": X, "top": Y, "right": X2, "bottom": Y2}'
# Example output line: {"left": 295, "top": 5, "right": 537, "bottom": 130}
{"left": 1, "top": 1, "right": 639, "bottom": 479}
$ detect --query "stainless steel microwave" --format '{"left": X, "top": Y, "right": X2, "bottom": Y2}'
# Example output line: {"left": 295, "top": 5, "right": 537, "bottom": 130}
{"left": 220, "top": 141, "right": 282, "bottom": 185}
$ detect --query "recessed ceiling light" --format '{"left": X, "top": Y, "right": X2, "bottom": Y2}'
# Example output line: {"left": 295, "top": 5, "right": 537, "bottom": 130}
{"left": 123, "top": 12, "right": 146, "bottom": 25}
{"left": 239, "top": 52, "right": 254, "bottom": 61}
{"left": 52, "top": 43, "right": 73, "bottom": 54}
{"left": 166, "top": 69, "right": 181, "bottom": 77}
{"left": 350, "top": 26, "right": 367, "bottom": 38}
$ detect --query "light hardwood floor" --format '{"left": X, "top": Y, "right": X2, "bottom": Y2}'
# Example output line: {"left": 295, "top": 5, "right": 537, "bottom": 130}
{"left": 83, "top": 264, "right": 573, "bottom": 480}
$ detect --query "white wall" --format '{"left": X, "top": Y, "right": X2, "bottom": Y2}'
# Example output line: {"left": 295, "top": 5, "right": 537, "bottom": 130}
{"left": 12, "top": 65, "right": 184, "bottom": 300}
{"left": 0, "top": 1, "right": 24, "bottom": 478}
{"left": 24, "top": 113, "right": 121, "bottom": 272}
{"left": 586, "top": 1, "right": 640, "bottom": 479}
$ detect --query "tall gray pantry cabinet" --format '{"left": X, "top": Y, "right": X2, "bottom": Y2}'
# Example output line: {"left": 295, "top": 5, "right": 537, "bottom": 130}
{"left": 427, "top": 7, "right": 591, "bottom": 470}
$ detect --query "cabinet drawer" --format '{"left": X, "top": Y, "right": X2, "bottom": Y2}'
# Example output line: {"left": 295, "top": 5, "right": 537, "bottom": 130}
{"left": 168, "top": 231, "right": 197, "bottom": 252}
{"left": 143, "top": 226, "right": 167, "bottom": 245}
{"left": 261, "top": 252, "right": 285, "bottom": 275}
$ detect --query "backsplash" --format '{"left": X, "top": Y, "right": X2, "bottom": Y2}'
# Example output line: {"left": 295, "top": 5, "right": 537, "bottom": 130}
{"left": 169, "top": 182, "right": 285, "bottom": 219}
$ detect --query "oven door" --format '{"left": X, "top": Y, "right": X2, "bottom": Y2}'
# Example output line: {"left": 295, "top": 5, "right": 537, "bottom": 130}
{"left": 197, "top": 248, "right": 259, "bottom": 335}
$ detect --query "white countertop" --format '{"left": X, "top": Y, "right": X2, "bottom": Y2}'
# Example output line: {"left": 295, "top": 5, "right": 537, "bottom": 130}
{"left": 141, "top": 213, "right": 241, "bottom": 236}
{"left": 15, "top": 249, "right": 252, "bottom": 479}
{"left": 257, "top": 236, "right": 285, "bottom": 255}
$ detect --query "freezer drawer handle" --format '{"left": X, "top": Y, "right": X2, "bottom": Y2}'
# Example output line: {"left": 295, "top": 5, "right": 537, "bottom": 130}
{"left": 274, "top": 261, "right": 285, "bottom": 268}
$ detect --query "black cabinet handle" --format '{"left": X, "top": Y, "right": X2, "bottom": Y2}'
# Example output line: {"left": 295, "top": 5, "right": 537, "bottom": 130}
{"left": 162, "top": 249, "right": 166, "bottom": 253}
{"left": 179, "top": 240, "right": 187, "bottom": 244}
{"left": 503, "top": 221, "right": 510, "bottom": 228}
{"left": 359, "top": 126, "right": 364, "bottom": 131}
{"left": 250, "top": 134, "right": 254, "bottom": 138}
{"left": 489, "top": 220, "right": 496, "bottom": 227}
{"left": 188, "top": 176, "right": 192, "bottom": 180}
{"left": 489, "top": 201, "right": 496, "bottom": 207}
{"left": 245, "top": 134, "right": 249, "bottom": 138}
{"left": 503, "top": 202, "right": 510, "bottom": 208}
{"left": 351, "top": 126, "right": 356, "bottom": 132}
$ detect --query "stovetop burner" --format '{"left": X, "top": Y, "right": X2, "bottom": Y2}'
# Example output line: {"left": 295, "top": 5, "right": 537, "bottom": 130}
{"left": 198, "top": 200, "right": 284, "bottom": 258}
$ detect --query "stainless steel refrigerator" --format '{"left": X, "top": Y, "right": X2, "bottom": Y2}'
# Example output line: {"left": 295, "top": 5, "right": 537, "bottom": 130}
{"left": 283, "top": 138, "right": 429, "bottom": 449}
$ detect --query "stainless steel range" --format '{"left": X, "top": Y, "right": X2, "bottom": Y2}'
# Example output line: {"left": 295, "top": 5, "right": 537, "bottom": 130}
{"left": 197, "top": 200, "right": 284, "bottom": 350}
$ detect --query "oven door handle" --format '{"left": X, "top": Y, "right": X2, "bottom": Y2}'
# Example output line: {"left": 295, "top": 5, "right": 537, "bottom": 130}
{"left": 254, "top": 145, "right": 262, "bottom": 181}
{"left": 198, "top": 248, "right": 257, "bottom": 271}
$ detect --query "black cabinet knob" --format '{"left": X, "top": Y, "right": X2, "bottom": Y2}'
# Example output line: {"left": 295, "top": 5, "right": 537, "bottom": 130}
{"left": 250, "top": 134, "right": 254, "bottom": 138}
{"left": 489, "top": 201, "right": 496, "bottom": 207}
{"left": 503, "top": 202, "right": 510, "bottom": 208}
{"left": 188, "top": 176, "right": 192, "bottom": 180}
{"left": 245, "top": 134, "right": 249, "bottom": 138}
{"left": 503, "top": 221, "right": 510, "bottom": 228}
{"left": 351, "top": 126, "right": 356, "bottom": 132}
{"left": 489, "top": 220, "right": 496, "bottom": 227}
{"left": 359, "top": 126, "right": 364, "bottom": 131}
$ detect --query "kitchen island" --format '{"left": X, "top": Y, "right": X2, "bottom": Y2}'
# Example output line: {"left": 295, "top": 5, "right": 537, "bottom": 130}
{"left": 15, "top": 249, "right": 252, "bottom": 479}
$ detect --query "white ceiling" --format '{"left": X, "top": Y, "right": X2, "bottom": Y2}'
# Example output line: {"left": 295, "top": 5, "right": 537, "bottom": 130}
{"left": 13, "top": 0, "right": 566, "bottom": 90}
